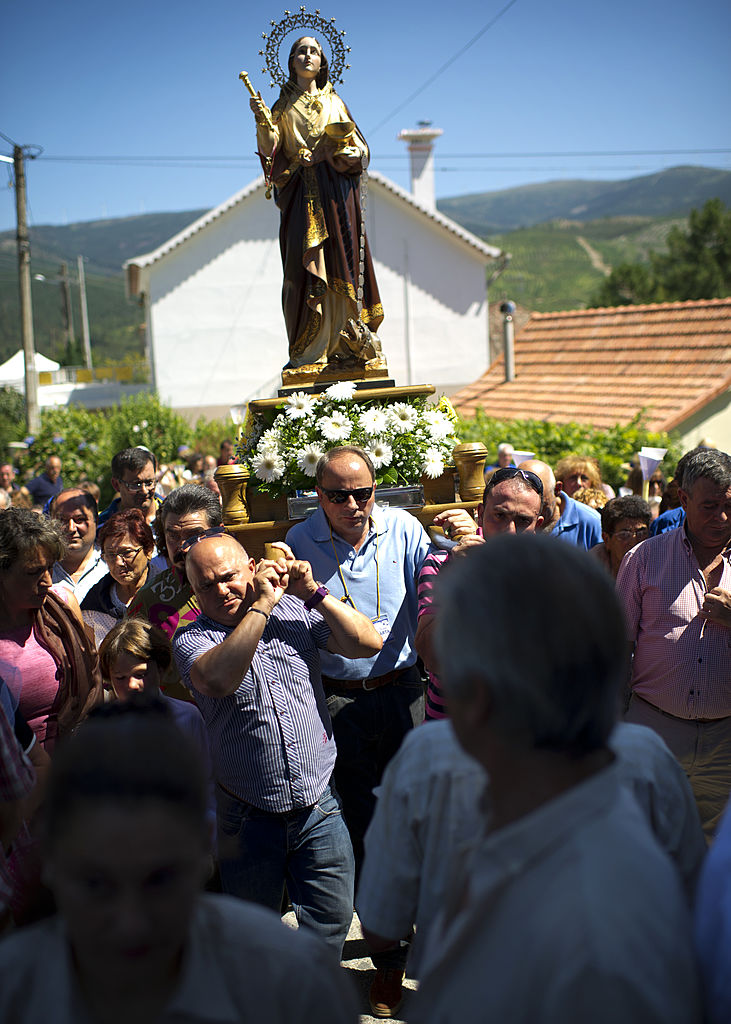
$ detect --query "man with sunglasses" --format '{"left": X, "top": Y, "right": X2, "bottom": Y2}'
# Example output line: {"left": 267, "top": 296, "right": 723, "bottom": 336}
{"left": 284, "top": 444, "right": 435, "bottom": 1013}
{"left": 415, "top": 466, "right": 544, "bottom": 722}
{"left": 98, "top": 446, "right": 163, "bottom": 529}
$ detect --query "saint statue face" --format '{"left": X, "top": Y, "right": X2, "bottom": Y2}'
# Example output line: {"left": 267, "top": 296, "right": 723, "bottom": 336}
{"left": 290, "top": 37, "right": 322, "bottom": 86}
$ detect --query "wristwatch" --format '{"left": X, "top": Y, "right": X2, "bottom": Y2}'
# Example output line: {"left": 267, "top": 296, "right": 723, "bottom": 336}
{"left": 304, "top": 584, "right": 329, "bottom": 610}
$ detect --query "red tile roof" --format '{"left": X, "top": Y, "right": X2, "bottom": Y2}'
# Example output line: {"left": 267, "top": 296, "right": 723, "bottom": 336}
{"left": 452, "top": 299, "right": 731, "bottom": 432}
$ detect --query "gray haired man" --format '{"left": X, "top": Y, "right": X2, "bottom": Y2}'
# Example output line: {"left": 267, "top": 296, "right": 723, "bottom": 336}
{"left": 410, "top": 535, "right": 701, "bottom": 1024}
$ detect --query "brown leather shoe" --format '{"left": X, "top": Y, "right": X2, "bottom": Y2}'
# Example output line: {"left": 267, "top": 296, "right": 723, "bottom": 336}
{"left": 369, "top": 968, "right": 405, "bottom": 1019}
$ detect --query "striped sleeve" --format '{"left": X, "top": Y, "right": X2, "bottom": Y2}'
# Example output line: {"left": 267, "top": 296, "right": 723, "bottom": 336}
{"left": 418, "top": 549, "right": 449, "bottom": 619}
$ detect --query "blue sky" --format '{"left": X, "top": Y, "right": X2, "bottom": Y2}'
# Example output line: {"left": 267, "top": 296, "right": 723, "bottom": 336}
{"left": 1, "top": 0, "right": 729, "bottom": 231}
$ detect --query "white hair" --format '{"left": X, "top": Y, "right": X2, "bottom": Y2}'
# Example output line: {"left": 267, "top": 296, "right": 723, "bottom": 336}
{"left": 433, "top": 534, "right": 626, "bottom": 753}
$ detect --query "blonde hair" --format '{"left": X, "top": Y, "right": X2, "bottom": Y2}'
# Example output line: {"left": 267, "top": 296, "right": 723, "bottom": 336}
{"left": 555, "top": 455, "right": 602, "bottom": 490}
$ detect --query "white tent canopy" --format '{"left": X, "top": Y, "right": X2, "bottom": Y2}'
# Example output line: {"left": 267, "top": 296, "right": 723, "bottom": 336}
{"left": 0, "top": 350, "right": 60, "bottom": 384}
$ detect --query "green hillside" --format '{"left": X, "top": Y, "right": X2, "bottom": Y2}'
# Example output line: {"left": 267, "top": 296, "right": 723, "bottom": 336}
{"left": 437, "top": 165, "right": 731, "bottom": 235}
{"left": 488, "top": 214, "right": 688, "bottom": 312}
{"left": 0, "top": 210, "right": 205, "bottom": 365}
{"left": 1, "top": 166, "right": 727, "bottom": 363}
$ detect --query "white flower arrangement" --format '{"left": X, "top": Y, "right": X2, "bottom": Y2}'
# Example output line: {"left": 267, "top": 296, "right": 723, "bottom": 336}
{"left": 237, "top": 390, "right": 460, "bottom": 497}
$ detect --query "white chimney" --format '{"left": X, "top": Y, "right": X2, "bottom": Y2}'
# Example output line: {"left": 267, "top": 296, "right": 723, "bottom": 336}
{"left": 397, "top": 122, "right": 443, "bottom": 211}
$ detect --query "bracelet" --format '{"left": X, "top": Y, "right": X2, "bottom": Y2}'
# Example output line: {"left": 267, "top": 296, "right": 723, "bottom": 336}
{"left": 248, "top": 607, "right": 270, "bottom": 623}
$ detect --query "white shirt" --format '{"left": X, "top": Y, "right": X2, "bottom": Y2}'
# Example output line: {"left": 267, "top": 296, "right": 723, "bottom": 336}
{"left": 51, "top": 547, "right": 108, "bottom": 603}
{"left": 358, "top": 721, "right": 705, "bottom": 979}
{"left": 357, "top": 721, "right": 485, "bottom": 975}
{"left": 412, "top": 764, "right": 701, "bottom": 1024}
{"left": 0, "top": 893, "right": 358, "bottom": 1024}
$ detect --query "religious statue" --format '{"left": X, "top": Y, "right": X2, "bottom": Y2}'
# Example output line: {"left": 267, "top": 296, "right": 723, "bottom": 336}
{"left": 241, "top": 11, "right": 384, "bottom": 378}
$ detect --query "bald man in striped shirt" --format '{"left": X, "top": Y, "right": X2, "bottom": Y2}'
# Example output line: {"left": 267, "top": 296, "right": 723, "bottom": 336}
{"left": 173, "top": 532, "right": 381, "bottom": 959}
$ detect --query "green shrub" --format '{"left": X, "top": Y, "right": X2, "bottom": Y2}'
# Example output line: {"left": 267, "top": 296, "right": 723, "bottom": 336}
{"left": 0, "top": 387, "right": 25, "bottom": 458}
{"left": 456, "top": 410, "right": 683, "bottom": 490}
{"left": 15, "top": 405, "right": 112, "bottom": 494}
{"left": 106, "top": 393, "right": 192, "bottom": 466}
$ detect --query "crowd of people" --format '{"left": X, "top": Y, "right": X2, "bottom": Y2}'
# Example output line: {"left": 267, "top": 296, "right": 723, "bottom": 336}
{"left": 0, "top": 435, "right": 730, "bottom": 1023}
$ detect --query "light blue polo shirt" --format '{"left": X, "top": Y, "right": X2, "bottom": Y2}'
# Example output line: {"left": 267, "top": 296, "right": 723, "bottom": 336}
{"left": 551, "top": 492, "right": 602, "bottom": 550}
{"left": 286, "top": 505, "right": 431, "bottom": 681}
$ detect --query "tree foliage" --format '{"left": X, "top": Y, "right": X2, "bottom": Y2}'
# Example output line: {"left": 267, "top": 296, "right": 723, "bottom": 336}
{"left": 456, "top": 409, "right": 682, "bottom": 490}
{"left": 589, "top": 199, "right": 731, "bottom": 307}
{"left": 0, "top": 387, "right": 26, "bottom": 456}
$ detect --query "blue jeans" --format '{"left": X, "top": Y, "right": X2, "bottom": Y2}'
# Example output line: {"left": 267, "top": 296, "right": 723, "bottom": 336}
{"left": 326, "top": 670, "right": 424, "bottom": 973}
{"left": 216, "top": 782, "right": 354, "bottom": 958}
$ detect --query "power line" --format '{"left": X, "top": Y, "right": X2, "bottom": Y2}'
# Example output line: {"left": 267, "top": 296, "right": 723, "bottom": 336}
{"left": 367, "top": 0, "right": 521, "bottom": 136}
{"left": 34, "top": 147, "right": 731, "bottom": 165}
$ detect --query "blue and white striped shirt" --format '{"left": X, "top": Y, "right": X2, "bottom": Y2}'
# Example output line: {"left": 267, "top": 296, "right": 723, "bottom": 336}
{"left": 173, "top": 595, "right": 335, "bottom": 813}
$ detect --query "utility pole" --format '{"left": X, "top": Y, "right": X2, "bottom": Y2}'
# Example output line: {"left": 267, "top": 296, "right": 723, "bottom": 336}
{"left": 76, "top": 254, "right": 93, "bottom": 370}
{"left": 59, "top": 261, "right": 75, "bottom": 355}
{"left": 13, "top": 145, "right": 40, "bottom": 434}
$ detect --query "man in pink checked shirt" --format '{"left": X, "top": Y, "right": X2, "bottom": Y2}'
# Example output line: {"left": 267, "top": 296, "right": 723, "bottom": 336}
{"left": 617, "top": 447, "right": 731, "bottom": 840}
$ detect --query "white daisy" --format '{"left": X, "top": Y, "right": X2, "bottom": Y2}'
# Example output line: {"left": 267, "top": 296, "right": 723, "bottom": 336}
{"left": 422, "top": 409, "right": 454, "bottom": 441}
{"left": 359, "top": 408, "right": 388, "bottom": 436}
{"left": 285, "top": 391, "right": 317, "bottom": 420}
{"left": 388, "top": 402, "right": 418, "bottom": 433}
{"left": 297, "top": 443, "right": 324, "bottom": 476}
{"left": 422, "top": 448, "right": 446, "bottom": 479}
{"left": 252, "top": 451, "right": 285, "bottom": 483}
{"left": 319, "top": 412, "right": 353, "bottom": 442}
{"left": 257, "top": 429, "right": 281, "bottom": 453}
{"left": 367, "top": 438, "right": 393, "bottom": 470}
{"left": 325, "top": 380, "right": 357, "bottom": 401}
{"left": 251, "top": 450, "right": 282, "bottom": 481}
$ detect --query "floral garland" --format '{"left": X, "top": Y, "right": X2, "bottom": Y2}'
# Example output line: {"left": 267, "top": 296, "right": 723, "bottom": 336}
{"left": 236, "top": 381, "right": 459, "bottom": 498}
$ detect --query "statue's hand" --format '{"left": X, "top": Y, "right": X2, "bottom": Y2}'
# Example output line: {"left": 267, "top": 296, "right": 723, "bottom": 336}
{"left": 298, "top": 147, "right": 314, "bottom": 165}
{"left": 249, "top": 94, "right": 272, "bottom": 124}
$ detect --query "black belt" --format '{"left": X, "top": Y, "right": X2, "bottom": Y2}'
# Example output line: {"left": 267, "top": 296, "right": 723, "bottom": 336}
{"left": 322, "top": 667, "right": 409, "bottom": 692}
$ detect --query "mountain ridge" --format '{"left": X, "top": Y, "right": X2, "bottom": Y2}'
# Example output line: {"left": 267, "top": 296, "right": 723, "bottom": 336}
{"left": 1, "top": 165, "right": 728, "bottom": 364}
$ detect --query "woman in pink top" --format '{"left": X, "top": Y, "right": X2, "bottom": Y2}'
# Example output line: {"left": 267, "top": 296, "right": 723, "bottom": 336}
{"left": 0, "top": 509, "right": 102, "bottom": 750}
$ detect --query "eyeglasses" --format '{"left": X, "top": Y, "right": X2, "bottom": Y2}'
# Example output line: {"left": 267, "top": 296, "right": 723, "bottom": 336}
{"left": 179, "top": 526, "right": 226, "bottom": 557}
{"left": 487, "top": 467, "right": 544, "bottom": 497}
{"left": 320, "top": 485, "right": 375, "bottom": 504}
{"left": 121, "top": 478, "right": 156, "bottom": 492}
{"left": 613, "top": 526, "right": 649, "bottom": 541}
{"left": 103, "top": 546, "right": 144, "bottom": 565}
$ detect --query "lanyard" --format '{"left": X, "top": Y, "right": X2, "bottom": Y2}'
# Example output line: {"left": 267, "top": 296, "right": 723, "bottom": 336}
{"left": 328, "top": 520, "right": 381, "bottom": 619}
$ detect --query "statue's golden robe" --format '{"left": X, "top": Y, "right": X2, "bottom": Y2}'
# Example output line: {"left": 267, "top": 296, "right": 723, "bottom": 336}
{"left": 257, "top": 81, "right": 383, "bottom": 367}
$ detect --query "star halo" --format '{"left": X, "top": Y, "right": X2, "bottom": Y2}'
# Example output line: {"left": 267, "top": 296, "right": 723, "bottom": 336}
{"left": 258, "top": 7, "right": 351, "bottom": 88}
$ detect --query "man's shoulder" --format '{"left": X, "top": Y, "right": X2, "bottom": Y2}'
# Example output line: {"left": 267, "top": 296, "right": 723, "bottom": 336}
{"left": 286, "top": 507, "right": 327, "bottom": 545}
{"left": 624, "top": 527, "right": 684, "bottom": 569}
{"left": 651, "top": 506, "right": 685, "bottom": 536}
{"left": 566, "top": 494, "right": 601, "bottom": 524}
{"left": 395, "top": 720, "right": 477, "bottom": 780}
{"left": 136, "top": 565, "right": 187, "bottom": 601}
{"left": 173, "top": 613, "right": 229, "bottom": 651}
{"left": 378, "top": 507, "right": 429, "bottom": 556}
{"left": 97, "top": 497, "right": 120, "bottom": 525}
{"left": 190, "top": 894, "right": 358, "bottom": 1017}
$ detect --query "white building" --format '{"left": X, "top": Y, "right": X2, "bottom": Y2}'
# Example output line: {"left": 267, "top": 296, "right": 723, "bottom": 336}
{"left": 125, "top": 137, "right": 502, "bottom": 419}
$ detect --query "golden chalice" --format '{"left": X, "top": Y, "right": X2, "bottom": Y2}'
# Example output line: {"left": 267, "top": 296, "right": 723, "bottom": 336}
{"left": 324, "top": 120, "right": 356, "bottom": 157}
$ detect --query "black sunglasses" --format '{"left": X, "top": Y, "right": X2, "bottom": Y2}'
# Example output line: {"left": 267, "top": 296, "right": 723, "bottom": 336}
{"left": 321, "top": 485, "right": 375, "bottom": 504}
{"left": 179, "top": 526, "right": 226, "bottom": 557}
{"left": 487, "top": 466, "right": 544, "bottom": 497}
